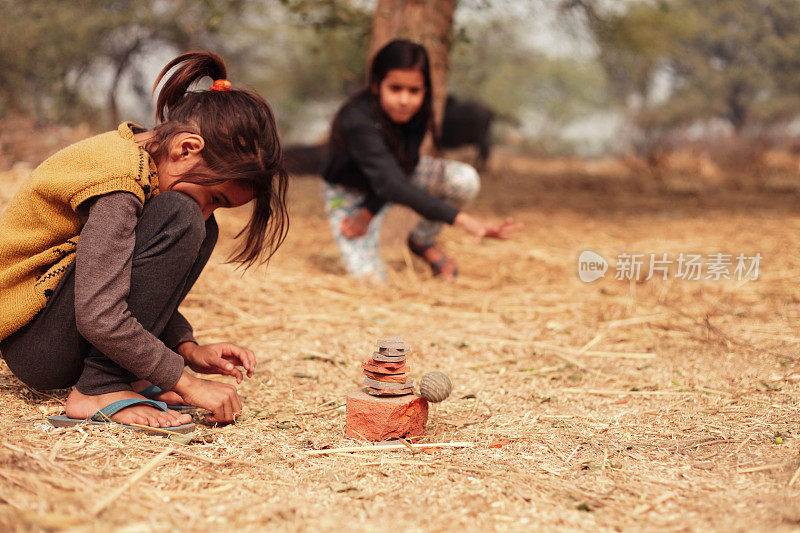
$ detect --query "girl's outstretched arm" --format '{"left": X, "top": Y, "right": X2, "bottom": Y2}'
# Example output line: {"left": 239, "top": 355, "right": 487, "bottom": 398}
{"left": 454, "top": 213, "right": 524, "bottom": 242}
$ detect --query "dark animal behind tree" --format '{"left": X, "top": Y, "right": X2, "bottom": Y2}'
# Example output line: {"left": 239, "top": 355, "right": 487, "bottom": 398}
{"left": 441, "top": 95, "right": 519, "bottom": 170}
{"left": 283, "top": 143, "right": 329, "bottom": 176}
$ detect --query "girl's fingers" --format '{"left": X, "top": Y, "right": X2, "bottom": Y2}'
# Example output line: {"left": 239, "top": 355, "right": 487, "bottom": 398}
{"left": 206, "top": 343, "right": 256, "bottom": 380}
{"left": 214, "top": 354, "right": 242, "bottom": 382}
{"left": 233, "top": 393, "right": 243, "bottom": 418}
{"left": 340, "top": 219, "right": 355, "bottom": 237}
{"left": 243, "top": 349, "right": 256, "bottom": 377}
{"left": 236, "top": 346, "right": 254, "bottom": 369}
{"left": 216, "top": 354, "right": 236, "bottom": 372}
{"left": 221, "top": 344, "right": 257, "bottom": 378}
{"left": 479, "top": 219, "right": 523, "bottom": 241}
{"left": 220, "top": 398, "right": 232, "bottom": 422}
{"left": 215, "top": 396, "right": 233, "bottom": 423}
{"left": 502, "top": 220, "right": 524, "bottom": 232}
{"left": 227, "top": 366, "right": 244, "bottom": 383}
{"left": 219, "top": 344, "right": 246, "bottom": 364}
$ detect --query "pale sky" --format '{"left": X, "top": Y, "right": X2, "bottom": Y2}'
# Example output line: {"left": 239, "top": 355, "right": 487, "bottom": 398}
{"left": 454, "top": 0, "right": 598, "bottom": 60}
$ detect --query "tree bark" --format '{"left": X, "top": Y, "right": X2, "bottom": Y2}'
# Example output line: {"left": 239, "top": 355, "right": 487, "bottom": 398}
{"left": 369, "top": 0, "right": 457, "bottom": 128}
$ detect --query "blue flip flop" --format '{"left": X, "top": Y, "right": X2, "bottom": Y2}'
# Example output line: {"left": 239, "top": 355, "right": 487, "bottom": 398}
{"left": 48, "top": 398, "right": 195, "bottom": 435}
{"left": 138, "top": 385, "right": 197, "bottom": 411}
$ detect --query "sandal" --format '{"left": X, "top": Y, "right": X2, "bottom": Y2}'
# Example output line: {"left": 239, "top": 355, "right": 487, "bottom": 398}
{"left": 407, "top": 237, "right": 459, "bottom": 279}
{"left": 48, "top": 398, "right": 195, "bottom": 435}
{"left": 138, "top": 384, "right": 197, "bottom": 411}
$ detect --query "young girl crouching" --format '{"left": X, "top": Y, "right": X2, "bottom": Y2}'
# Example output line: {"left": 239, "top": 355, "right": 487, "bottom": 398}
{"left": 0, "top": 52, "right": 288, "bottom": 430}
{"left": 322, "top": 39, "right": 521, "bottom": 282}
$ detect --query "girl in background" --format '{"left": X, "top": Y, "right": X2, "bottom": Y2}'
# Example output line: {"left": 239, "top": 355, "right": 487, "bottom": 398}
{"left": 322, "top": 39, "right": 520, "bottom": 281}
{"left": 0, "top": 52, "right": 288, "bottom": 431}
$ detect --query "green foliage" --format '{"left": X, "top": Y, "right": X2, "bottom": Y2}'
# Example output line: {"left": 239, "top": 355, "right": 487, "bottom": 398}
{"left": 584, "top": 1, "right": 683, "bottom": 100}
{"left": 569, "top": 0, "right": 800, "bottom": 132}
{"left": 0, "top": 0, "right": 112, "bottom": 119}
{"left": 449, "top": 15, "right": 608, "bottom": 126}
{"left": 275, "top": 0, "right": 371, "bottom": 100}
{"left": 155, "top": 0, "right": 371, "bottom": 133}
{"left": 0, "top": 0, "right": 243, "bottom": 124}
{"left": 0, "top": 0, "right": 372, "bottom": 131}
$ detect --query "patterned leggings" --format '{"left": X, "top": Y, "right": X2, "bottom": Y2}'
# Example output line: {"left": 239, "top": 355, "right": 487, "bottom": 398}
{"left": 323, "top": 156, "right": 480, "bottom": 280}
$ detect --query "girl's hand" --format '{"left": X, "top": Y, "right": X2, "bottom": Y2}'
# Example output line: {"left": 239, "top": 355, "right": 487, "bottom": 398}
{"left": 173, "top": 371, "right": 243, "bottom": 423}
{"left": 178, "top": 342, "right": 255, "bottom": 384}
{"left": 340, "top": 207, "right": 373, "bottom": 239}
{"left": 454, "top": 212, "right": 524, "bottom": 243}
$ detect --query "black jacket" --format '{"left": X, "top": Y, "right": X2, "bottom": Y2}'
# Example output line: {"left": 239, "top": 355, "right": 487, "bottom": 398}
{"left": 321, "top": 92, "right": 459, "bottom": 224}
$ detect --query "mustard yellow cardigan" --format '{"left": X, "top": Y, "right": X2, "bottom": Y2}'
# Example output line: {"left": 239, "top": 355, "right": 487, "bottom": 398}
{"left": 0, "top": 122, "right": 158, "bottom": 341}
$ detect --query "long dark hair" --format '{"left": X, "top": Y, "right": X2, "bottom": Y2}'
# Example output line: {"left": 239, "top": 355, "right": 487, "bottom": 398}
{"left": 146, "top": 51, "right": 289, "bottom": 268}
{"left": 331, "top": 39, "right": 438, "bottom": 173}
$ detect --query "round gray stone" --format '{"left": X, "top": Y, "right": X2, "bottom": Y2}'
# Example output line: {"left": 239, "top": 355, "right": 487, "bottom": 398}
{"left": 419, "top": 371, "right": 452, "bottom": 403}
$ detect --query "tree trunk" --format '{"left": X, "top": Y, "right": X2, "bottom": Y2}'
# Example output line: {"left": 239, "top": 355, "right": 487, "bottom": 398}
{"left": 369, "top": 0, "right": 457, "bottom": 129}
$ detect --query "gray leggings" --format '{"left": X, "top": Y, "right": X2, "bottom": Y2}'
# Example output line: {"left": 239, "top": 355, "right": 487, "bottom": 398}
{"left": 0, "top": 191, "right": 217, "bottom": 394}
{"left": 323, "top": 156, "right": 480, "bottom": 280}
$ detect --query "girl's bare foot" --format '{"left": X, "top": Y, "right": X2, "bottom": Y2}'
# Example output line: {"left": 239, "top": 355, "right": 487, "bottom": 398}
{"left": 65, "top": 389, "right": 192, "bottom": 428}
{"left": 419, "top": 245, "right": 458, "bottom": 281}
{"left": 407, "top": 237, "right": 458, "bottom": 281}
{"left": 130, "top": 379, "right": 187, "bottom": 405}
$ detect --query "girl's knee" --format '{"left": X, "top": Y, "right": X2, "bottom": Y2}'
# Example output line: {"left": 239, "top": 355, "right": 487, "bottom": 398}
{"left": 142, "top": 191, "right": 206, "bottom": 251}
{"left": 337, "top": 238, "right": 385, "bottom": 279}
{"left": 446, "top": 162, "right": 481, "bottom": 203}
{"left": 204, "top": 214, "right": 220, "bottom": 248}
{"left": 347, "top": 262, "right": 387, "bottom": 281}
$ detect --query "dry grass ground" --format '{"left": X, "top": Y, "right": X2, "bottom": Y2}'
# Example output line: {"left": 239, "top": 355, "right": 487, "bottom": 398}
{"left": 1, "top": 144, "right": 800, "bottom": 532}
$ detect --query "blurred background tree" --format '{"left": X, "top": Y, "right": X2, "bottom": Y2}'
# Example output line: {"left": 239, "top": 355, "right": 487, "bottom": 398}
{"left": 565, "top": 0, "right": 800, "bottom": 139}
{"left": 5, "top": 0, "right": 800, "bottom": 155}
{"left": 449, "top": 12, "right": 608, "bottom": 153}
{"left": 0, "top": 0, "right": 243, "bottom": 125}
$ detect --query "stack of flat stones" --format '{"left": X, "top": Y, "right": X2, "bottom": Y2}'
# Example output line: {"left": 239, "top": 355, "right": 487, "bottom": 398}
{"left": 362, "top": 337, "right": 413, "bottom": 396}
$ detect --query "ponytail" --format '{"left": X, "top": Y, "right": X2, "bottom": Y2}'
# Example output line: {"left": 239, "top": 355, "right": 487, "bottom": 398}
{"left": 153, "top": 51, "right": 228, "bottom": 124}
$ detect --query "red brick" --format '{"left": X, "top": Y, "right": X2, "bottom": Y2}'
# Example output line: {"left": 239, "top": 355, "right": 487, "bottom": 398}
{"left": 346, "top": 388, "right": 428, "bottom": 441}
{"left": 362, "top": 361, "right": 409, "bottom": 374}
{"left": 363, "top": 370, "right": 408, "bottom": 382}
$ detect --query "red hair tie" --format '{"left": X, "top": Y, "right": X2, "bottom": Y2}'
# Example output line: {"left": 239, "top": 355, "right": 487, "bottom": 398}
{"left": 210, "top": 79, "right": 232, "bottom": 91}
